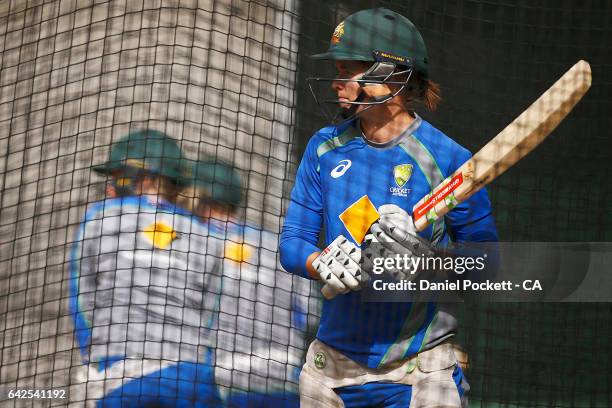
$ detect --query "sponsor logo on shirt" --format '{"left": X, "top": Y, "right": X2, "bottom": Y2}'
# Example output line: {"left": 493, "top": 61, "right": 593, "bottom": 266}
{"left": 142, "top": 222, "right": 178, "bottom": 249}
{"left": 338, "top": 195, "right": 380, "bottom": 245}
{"left": 225, "top": 242, "right": 252, "bottom": 263}
{"left": 330, "top": 159, "right": 352, "bottom": 178}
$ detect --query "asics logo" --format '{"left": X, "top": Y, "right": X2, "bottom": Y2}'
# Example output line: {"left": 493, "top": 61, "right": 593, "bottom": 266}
{"left": 330, "top": 160, "right": 352, "bottom": 178}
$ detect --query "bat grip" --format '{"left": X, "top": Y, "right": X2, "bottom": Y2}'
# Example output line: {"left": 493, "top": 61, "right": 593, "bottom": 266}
{"left": 412, "top": 213, "right": 430, "bottom": 233}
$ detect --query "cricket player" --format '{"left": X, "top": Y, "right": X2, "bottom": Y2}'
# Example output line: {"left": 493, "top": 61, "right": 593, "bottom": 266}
{"left": 187, "top": 158, "right": 313, "bottom": 407}
{"left": 280, "top": 8, "right": 498, "bottom": 408}
{"left": 69, "top": 130, "right": 223, "bottom": 407}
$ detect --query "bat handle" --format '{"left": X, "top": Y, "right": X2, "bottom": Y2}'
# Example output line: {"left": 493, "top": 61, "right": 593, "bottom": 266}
{"left": 321, "top": 284, "right": 337, "bottom": 300}
{"left": 412, "top": 214, "right": 429, "bottom": 233}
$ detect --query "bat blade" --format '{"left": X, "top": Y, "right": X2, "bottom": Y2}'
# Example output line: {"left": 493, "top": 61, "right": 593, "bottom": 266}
{"left": 412, "top": 60, "right": 592, "bottom": 231}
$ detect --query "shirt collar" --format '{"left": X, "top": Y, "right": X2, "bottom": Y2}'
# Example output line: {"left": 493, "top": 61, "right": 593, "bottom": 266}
{"left": 358, "top": 113, "right": 422, "bottom": 149}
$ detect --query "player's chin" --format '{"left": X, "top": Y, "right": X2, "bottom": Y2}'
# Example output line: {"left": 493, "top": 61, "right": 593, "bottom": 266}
{"left": 337, "top": 101, "right": 352, "bottom": 110}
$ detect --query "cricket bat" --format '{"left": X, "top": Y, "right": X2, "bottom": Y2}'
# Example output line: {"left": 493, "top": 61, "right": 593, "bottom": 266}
{"left": 321, "top": 60, "right": 592, "bottom": 300}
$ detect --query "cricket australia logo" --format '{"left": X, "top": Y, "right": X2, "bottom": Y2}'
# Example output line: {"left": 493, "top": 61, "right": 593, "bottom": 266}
{"left": 331, "top": 21, "right": 345, "bottom": 44}
{"left": 394, "top": 164, "right": 412, "bottom": 187}
{"left": 390, "top": 164, "right": 412, "bottom": 197}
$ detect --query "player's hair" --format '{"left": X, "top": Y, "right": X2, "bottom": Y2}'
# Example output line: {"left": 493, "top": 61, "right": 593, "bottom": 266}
{"left": 400, "top": 71, "right": 442, "bottom": 112}
{"left": 421, "top": 77, "right": 442, "bottom": 112}
{"left": 156, "top": 176, "right": 181, "bottom": 203}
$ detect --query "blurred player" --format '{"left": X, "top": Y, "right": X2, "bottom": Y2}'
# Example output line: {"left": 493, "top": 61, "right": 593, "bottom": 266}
{"left": 187, "top": 157, "right": 312, "bottom": 408}
{"left": 69, "top": 129, "right": 223, "bottom": 407}
{"left": 280, "top": 8, "right": 498, "bottom": 408}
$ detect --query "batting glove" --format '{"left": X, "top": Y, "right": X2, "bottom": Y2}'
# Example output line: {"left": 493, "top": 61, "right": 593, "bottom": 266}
{"left": 361, "top": 230, "right": 413, "bottom": 281}
{"left": 367, "top": 204, "right": 434, "bottom": 280}
{"left": 314, "top": 235, "right": 369, "bottom": 298}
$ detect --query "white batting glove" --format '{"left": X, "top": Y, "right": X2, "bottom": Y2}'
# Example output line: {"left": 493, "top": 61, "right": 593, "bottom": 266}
{"left": 375, "top": 204, "right": 434, "bottom": 255}
{"left": 367, "top": 204, "right": 434, "bottom": 280}
{"left": 361, "top": 230, "right": 414, "bottom": 281}
{"left": 315, "top": 235, "right": 369, "bottom": 298}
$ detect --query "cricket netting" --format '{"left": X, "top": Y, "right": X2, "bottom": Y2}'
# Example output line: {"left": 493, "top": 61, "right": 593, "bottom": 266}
{"left": 0, "top": 1, "right": 314, "bottom": 406}
{"left": 0, "top": 0, "right": 611, "bottom": 407}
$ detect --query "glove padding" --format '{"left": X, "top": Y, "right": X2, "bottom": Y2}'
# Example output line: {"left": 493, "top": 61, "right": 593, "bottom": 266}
{"left": 314, "top": 235, "right": 369, "bottom": 298}
{"left": 365, "top": 204, "right": 434, "bottom": 280}
{"left": 376, "top": 204, "right": 434, "bottom": 255}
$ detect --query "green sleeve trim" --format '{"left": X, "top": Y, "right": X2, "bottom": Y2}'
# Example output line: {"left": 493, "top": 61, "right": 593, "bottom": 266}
{"left": 378, "top": 305, "right": 416, "bottom": 367}
{"left": 378, "top": 302, "right": 436, "bottom": 367}
{"left": 315, "top": 127, "right": 360, "bottom": 172}
{"left": 417, "top": 312, "right": 439, "bottom": 353}
{"left": 398, "top": 143, "right": 434, "bottom": 189}
{"left": 398, "top": 136, "right": 447, "bottom": 244}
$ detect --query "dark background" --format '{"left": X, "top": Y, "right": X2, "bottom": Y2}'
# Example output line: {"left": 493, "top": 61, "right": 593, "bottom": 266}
{"left": 294, "top": 1, "right": 612, "bottom": 406}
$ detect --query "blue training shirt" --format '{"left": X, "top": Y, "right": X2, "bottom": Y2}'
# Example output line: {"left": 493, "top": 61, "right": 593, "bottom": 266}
{"left": 280, "top": 115, "right": 498, "bottom": 368}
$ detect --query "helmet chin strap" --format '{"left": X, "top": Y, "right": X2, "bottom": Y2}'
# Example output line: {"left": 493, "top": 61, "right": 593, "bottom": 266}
{"left": 337, "top": 92, "right": 365, "bottom": 120}
{"left": 370, "top": 93, "right": 395, "bottom": 103}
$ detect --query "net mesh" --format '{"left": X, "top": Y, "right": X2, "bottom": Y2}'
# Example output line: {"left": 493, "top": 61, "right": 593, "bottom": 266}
{"left": 0, "top": 0, "right": 610, "bottom": 407}
{"left": 0, "top": 0, "right": 310, "bottom": 405}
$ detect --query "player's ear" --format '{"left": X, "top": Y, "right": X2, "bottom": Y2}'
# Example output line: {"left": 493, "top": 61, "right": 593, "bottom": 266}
{"left": 105, "top": 171, "right": 122, "bottom": 198}
{"left": 105, "top": 181, "right": 118, "bottom": 198}
{"left": 138, "top": 175, "right": 156, "bottom": 195}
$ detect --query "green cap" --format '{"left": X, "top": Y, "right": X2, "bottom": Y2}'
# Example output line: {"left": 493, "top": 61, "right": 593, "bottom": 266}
{"left": 311, "top": 8, "right": 429, "bottom": 75}
{"left": 192, "top": 158, "right": 243, "bottom": 208}
{"left": 93, "top": 129, "right": 188, "bottom": 185}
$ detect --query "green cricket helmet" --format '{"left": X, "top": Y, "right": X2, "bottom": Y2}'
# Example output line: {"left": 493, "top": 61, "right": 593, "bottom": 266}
{"left": 192, "top": 158, "right": 243, "bottom": 208}
{"left": 312, "top": 7, "right": 428, "bottom": 75}
{"left": 308, "top": 8, "right": 429, "bottom": 123}
{"left": 93, "top": 129, "right": 188, "bottom": 186}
